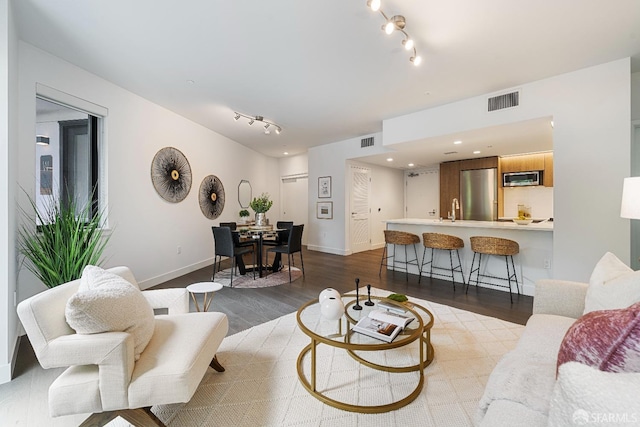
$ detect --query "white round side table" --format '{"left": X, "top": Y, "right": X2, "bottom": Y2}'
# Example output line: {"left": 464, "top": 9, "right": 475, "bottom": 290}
{"left": 186, "top": 282, "right": 223, "bottom": 312}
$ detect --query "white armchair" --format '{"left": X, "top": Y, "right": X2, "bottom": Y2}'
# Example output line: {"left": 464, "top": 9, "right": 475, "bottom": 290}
{"left": 17, "top": 266, "right": 229, "bottom": 426}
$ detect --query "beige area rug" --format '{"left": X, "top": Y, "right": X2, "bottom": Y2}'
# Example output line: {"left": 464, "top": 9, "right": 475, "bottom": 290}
{"left": 111, "top": 288, "right": 524, "bottom": 426}
{"left": 213, "top": 266, "right": 302, "bottom": 288}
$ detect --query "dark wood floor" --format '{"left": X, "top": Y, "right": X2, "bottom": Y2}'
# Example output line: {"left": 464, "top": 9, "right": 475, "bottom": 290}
{"left": 154, "top": 246, "right": 533, "bottom": 335}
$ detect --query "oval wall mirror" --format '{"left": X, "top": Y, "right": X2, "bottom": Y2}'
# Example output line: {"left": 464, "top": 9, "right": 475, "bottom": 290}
{"left": 238, "top": 180, "right": 252, "bottom": 208}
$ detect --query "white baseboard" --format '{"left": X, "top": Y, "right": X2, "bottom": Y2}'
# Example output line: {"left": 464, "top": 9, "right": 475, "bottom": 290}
{"left": 137, "top": 258, "right": 214, "bottom": 290}
{"left": 0, "top": 333, "right": 19, "bottom": 385}
{"left": 306, "top": 245, "right": 350, "bottom": 256}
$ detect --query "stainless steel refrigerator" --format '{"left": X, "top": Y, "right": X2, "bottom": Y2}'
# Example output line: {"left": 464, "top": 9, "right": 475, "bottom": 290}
{"left": 460, "top": 168, "right": 498, "bottom": 221}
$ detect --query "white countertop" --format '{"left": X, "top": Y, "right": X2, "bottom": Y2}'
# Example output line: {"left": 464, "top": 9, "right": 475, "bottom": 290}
{"left": 384, "top": 218, "right": 553, "bottom": 231}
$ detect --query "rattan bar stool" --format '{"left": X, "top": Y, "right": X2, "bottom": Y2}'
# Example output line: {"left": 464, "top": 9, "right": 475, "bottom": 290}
{"left": 419, "top": 232, "right": 466, "bottom": 290}
{"left": 379, "top": 230, "right": 421, "bottom": 281}
{"left": 466, "top": 236, "right": 520, "bottom": 303}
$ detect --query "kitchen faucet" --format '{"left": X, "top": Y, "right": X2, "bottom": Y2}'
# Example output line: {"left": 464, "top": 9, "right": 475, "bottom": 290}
{"left": 449, "top": 198, "right": 460, "bottom": 222}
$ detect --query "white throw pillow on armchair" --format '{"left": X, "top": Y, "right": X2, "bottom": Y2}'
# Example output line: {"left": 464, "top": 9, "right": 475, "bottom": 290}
{"left": 584, "top": 252, "right": 640, "bottom": 314}
{"left": 65, "top": 265, "right": 155, "bottom": 360}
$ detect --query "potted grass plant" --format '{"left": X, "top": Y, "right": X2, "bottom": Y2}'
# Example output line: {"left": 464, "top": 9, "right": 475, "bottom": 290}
{"left": 249, "top": 193, "right": 273, "bottom": 226}
{"left": 18, "top": 191, "right": 111, "bottom": 288}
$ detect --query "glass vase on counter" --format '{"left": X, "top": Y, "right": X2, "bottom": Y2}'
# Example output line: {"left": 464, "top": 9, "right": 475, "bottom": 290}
{"left": 517, "top": 204, "right": 531, "bottom": 219}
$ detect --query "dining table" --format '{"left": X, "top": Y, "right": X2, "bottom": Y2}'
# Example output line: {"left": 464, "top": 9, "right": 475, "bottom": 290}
{"left": 234, "top": 226, "right": 286, "bottom": 278}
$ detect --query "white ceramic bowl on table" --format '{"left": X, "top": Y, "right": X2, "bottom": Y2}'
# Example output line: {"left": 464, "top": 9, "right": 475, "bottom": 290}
{"left": 513, "top": 218, "right": 533, "bottom": 225}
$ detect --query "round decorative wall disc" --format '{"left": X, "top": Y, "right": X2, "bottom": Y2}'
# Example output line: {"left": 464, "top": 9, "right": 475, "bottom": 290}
{"left": 199, "top": 175, "right": 225, "bottom": 219}
{"left": 151, "top": 147, "right": 192, "bottom": 203}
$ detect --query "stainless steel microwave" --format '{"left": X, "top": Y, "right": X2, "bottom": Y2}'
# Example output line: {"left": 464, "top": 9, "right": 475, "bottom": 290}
{"left": 503, "top": 171, "right": 541, "bottom": 187}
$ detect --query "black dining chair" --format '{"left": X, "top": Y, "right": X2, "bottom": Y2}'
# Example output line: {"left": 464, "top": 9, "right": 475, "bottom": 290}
{"left": 212, "top": 226, "right": 255, "bottom": 287}
{"left": 262, "top": 221, "right": 294, "bottom": 270}
{"left": 220, "top": 221, "right": 254, "bottom": 248}
{"left": 266, "top": 224, "right": 304, "bottom": 282}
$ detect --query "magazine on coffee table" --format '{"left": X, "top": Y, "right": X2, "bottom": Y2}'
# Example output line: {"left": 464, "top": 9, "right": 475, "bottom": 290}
{"left": 352, "top": 309, "right": 414, "bottom": 343}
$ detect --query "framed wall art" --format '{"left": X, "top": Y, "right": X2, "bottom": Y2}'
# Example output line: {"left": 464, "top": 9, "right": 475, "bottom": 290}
{"left": 316, "top": 201, "right": 333, "bottom": 219}
{"left": 318, "top": 176, "right": 331, "bottom": 198}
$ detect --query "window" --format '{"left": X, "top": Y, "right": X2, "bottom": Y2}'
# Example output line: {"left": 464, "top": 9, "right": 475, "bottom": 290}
{"left": 35, "top": 97, "right": 102, "bottom": 222}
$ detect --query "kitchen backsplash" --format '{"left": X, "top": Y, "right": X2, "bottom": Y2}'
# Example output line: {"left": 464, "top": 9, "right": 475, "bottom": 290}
{"left": 503, "top": 186, "right": 554, "bottom": 219}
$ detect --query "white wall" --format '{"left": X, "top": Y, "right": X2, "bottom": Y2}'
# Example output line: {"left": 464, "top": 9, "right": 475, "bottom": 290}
{"left": 383, "top": 59, "right": 631, "bottom": 282}
{"left": 0, "top": 0, "right": 19, "bottom": 384}
{"left": 632, "top": 72, "right": 640, "bottom": 121}
{"left": 361, "top": 161, "right": 404, "bottom": 248}
{"left": 307, "top": 133, "right": 401, "bottom": 254}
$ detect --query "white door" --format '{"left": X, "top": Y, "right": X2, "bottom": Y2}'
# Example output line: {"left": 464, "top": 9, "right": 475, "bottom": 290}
{"left": 350, "top": 166, "right": 371, "bottom": 253}
{"left": 405, "top": 169, "right": 440, "bottom": 218}
{"left": 281, "top": 175, "right": 308, "bottom": 245}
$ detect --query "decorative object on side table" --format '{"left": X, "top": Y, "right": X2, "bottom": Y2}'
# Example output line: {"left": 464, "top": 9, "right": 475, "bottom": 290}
{"left": 250, "top": 192, "right": 273, "bottom": 226}
{"left": 198, "top": 175, "right": 225, "bottom": 219}
{"left": 365, "top": 284, "right": 375, "bottom": 306}
{"left": 320, "top": 296, "right": 345, "bottom": 321}
{"left": 319, "top": 288, "right": 341, "bottom": 303}
{"left": 353, "top": 278, "right": 363, "bottom": 311}
{"left": 150, "top": 146, "right": 192, "bottom": 203}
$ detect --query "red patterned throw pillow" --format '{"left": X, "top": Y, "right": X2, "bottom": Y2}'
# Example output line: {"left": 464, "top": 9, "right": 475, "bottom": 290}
{"left": 557, "top": 302, "right": 640, "bottom": 373}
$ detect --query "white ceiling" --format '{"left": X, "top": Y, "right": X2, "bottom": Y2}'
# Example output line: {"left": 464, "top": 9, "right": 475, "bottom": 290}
{"left": 13, "top": 0, "right": 640, "bottom": 165}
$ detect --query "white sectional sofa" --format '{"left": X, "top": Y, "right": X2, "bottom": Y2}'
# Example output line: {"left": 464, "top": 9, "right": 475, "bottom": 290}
{"left": 477, "top": 253, "right": 640, "bottom": 426}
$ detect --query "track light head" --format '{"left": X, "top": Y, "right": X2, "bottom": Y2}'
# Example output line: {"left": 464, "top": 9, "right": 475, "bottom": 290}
{"left": 402, "top": 38, "right": 414, "bottom": 50}
{"left": 248, "top": 119, "right": 254, "bottom": 125}
{"left": 275, "top": 127, "right": 281, "bottom": 135}
{"left": 233, "top": 113, "right": 240, "bottom": 121}
{"left": 264, "top": 123, "right": 270, "bottom": 130}
{"left": 410, "top": 55, "right": 422, "bottom": 66}
{"left": 367, "top": 0, "right": 381, "bottom": 12}
{"left": 383, "top": 21, "right": 395, "bottom": 34}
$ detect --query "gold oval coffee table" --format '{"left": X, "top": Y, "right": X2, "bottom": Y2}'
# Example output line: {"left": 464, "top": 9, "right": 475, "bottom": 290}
{"left": 296, "top": 294, "right": 434, "bottom": 413}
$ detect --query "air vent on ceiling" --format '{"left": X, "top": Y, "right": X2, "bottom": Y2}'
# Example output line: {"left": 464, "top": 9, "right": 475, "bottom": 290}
{"left": 444, "top": 151, "right": 458, "bottom": 155}
{"left": 487, "top": 90, "right": 520, "bottom": 112}
{"left": 360, "top": 137, "right": 374, "bottom": 148}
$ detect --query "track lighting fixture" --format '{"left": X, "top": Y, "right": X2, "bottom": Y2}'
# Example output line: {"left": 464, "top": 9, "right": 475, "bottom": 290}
{"left": 366, "top": 1, "right": 421, "bottom": 66}
{"left": 233, "top": 112, "right": 282, "bottom": 135}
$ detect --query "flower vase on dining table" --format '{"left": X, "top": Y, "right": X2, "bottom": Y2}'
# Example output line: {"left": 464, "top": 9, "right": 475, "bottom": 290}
{"left": 255, "top": 212, "right": 267, "bottom": 227}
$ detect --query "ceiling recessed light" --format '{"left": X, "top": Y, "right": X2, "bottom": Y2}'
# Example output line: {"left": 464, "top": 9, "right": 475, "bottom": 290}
{"left": 386, "top": 158, "right": 394, "bottom": 162}
{"left": 453, "top": 140, "right": 462, "bottom": 145}
{"left": 473, "top": 150, "right": 481, "bottom": 154}
{"left": 283, "top": 152, "right": 289, "bottom": 155}
{"left": 408, "top": 163, "right": 415, "bottom": 167}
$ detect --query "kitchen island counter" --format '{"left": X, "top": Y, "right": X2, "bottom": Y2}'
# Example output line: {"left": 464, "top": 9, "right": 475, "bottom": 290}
{"left": 386, "top": 218, "right": 553, "bottom": 232}
{"left": 383, "top": 219, "right": 553, "bottom": 296}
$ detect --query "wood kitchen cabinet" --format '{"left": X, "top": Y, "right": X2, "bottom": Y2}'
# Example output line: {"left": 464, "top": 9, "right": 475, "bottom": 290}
{"left": 439, "top": 161, "right": 460, "bottom": 219}
{"left": 459, "top": 157, "right": 498, "bottom": 170}
{"left": 500, "top": 153, "right": 545, "bottom": 173}
{"left": 543, "top": 152, "right": 553, "bottom": 187}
